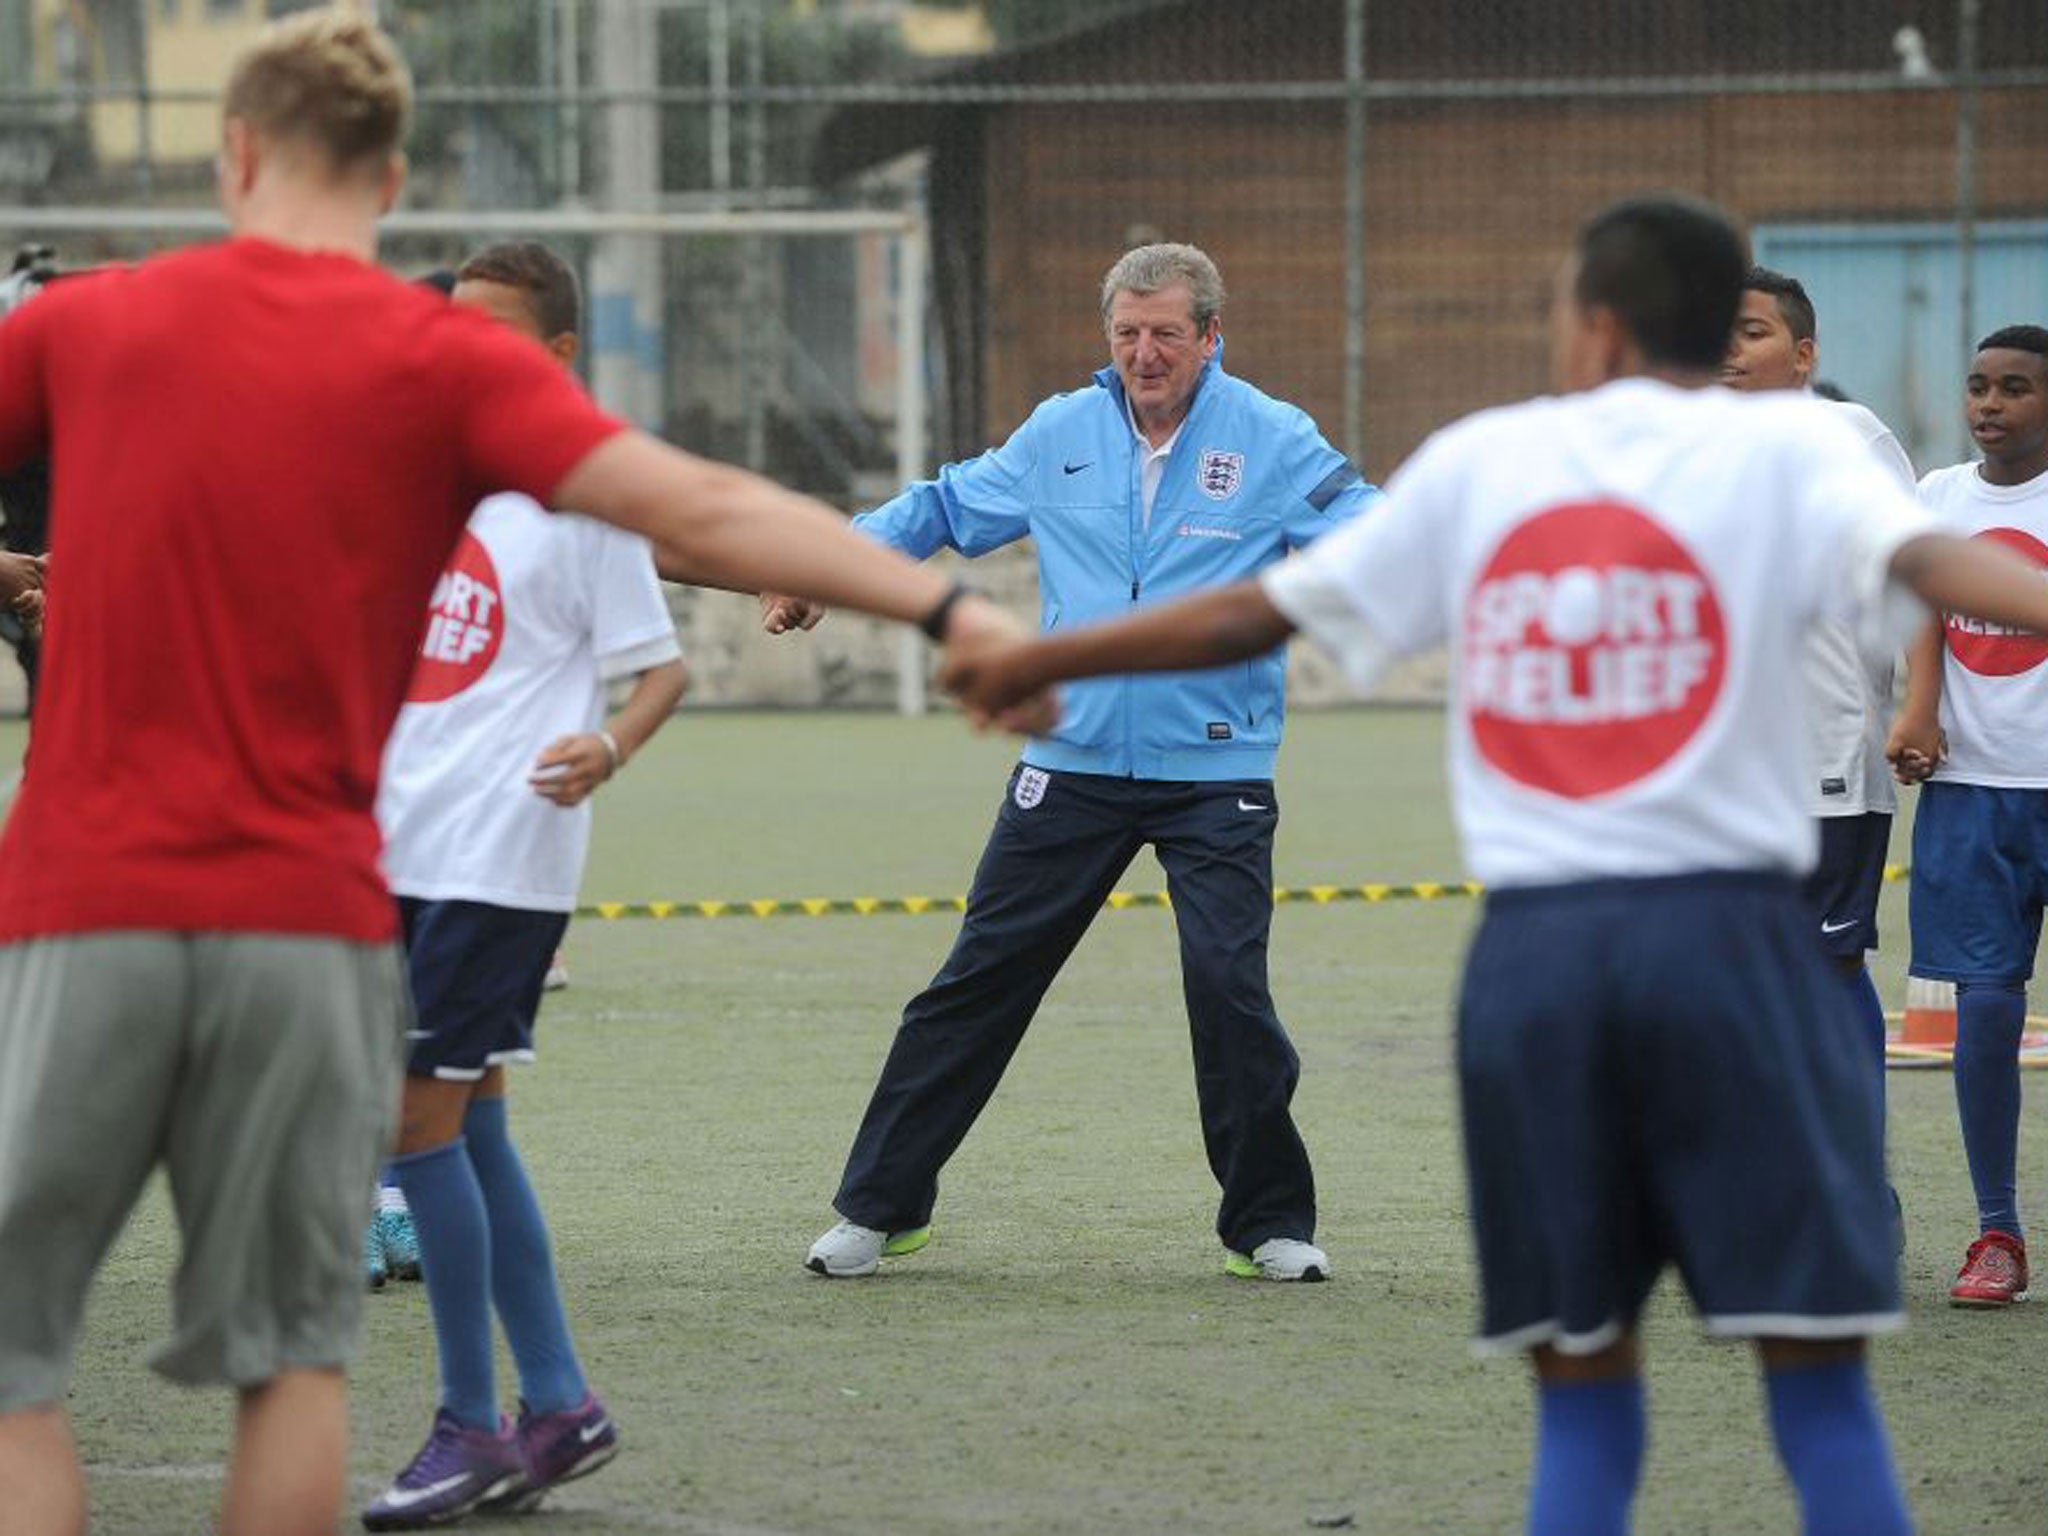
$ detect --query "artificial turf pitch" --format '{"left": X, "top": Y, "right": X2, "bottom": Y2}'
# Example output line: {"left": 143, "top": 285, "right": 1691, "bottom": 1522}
{"left": 42, "top": 709, "right": 2048, "bottom": 1534}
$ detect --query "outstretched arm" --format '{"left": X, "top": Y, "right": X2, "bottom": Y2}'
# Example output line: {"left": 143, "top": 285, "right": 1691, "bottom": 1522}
{"left": 944, "top": 581, "right": 1293, "bottom": 723}
{"left": 1893, "top": 531, "right": 2048, "bottom": 638}
{"left": 557, "top": 433, "right": 1054, "bottom": 731}
{"left": 557, "top": 433, "right": 949, "bottom": 625}
{"left": 756, "top": 417, "right": 1042, "bottom": 637}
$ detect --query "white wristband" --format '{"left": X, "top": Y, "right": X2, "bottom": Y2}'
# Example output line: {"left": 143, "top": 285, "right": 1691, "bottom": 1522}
{"left": 597, "top": 728, "right": 624, "bottom": 774}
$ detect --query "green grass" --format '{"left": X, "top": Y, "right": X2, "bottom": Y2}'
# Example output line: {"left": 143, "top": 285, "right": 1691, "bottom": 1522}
{"left": 44, "top": 708, "right": 2048, "bottom": 1534}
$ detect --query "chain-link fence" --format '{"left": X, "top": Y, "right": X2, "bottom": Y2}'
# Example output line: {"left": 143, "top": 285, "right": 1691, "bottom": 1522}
{"left": 3, "top": 0, "right": 2045, "bottom": 704}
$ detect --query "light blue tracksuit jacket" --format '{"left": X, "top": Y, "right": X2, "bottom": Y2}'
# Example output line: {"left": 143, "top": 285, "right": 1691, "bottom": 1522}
{"left": 854, "top": 343, "right": 1379, "bottom": 780}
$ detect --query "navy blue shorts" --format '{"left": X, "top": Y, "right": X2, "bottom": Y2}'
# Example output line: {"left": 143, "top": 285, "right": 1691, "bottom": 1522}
{"left": 398, "top": 897, "right": 569, "bottom": 1081}
{"left": 1802, "top": 812, "right": 1892, "bottom": 959}
{"left": 1458, "top": 873, "right": 1901, "bottom": 1355}
{"left": 1909, "top": 781, "right": 2048, "bottom": 986}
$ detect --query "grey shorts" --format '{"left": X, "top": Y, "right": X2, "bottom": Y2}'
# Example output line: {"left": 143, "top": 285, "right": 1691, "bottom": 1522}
{"left": 0, "top": 932, "right": 408, "bottom": 1411}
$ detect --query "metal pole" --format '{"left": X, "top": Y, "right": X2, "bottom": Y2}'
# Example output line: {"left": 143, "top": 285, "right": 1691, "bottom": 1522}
{"left": 1342, "top": 0, "right": 1367, "bottom": 464}
{"left": 741, "top": 0, "right": 767, "bottom": 471}
{"left": 560, "top": 0, "right": 582, "bottom": 202}
{"left": 0, "top": 206, "right": 918, "bottom": 236}
{"left": 894, "top": 222, "right": 930, "bottom": 717}
{"left": 709, "top": 0, "right": 731, "bottom": 207}
{"left": 591, "top": 0, "right": 663, "bottom": 427}
{"left": 132, "top": 0, "right": 152, "bottom": 197}
{"left": 18, "top": 63, "right": 2048, "bottom": 112}
{"left": 744, "top": 0, "right": 766, "bottom": 195}
{"left": 539, "top": 0, "right": 557, "bottom": 198}
{"left": 1956, "top": 0, "right": 1982, "bottom": 367}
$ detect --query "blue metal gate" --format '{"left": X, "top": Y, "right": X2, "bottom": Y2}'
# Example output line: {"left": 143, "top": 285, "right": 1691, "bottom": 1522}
{"left": 1753, "top": 221, "right": 2048, "bottom": 470}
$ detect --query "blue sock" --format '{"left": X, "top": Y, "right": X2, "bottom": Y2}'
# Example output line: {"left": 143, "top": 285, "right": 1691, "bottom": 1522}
{"left": 1764, "top": 1359, "right": 1911, "bottom": 1536}
{"left": 390, "top": 1138, "right": 498, "bottom": 1430}
{"left": 463, "top": 1097, "right": 586, "bottom": 1414}
{"left": 1953, "top": 981, "right": 2026, "bottom": 1237}
{"left": 1527, "top": 1377, "right": 1644, "bottom": 1536}
{"left": 1845, "top": 966, "right": 1887, "bottom": 1111}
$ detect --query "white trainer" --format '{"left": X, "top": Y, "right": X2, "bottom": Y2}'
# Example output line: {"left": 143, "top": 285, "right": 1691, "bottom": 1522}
{"left": 806, "top": 1220, "right": 886, "bottom": 1278}
{"left": 541, "top": 950, "right": 569, "bottom": 991}
{"left": 1227, "top": 1237, "right": 1330, "bottom": 1282}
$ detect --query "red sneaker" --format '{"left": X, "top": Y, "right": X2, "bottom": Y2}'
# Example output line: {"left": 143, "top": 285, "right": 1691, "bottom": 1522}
{"left": 1949, "top": 1230, "right": 2029, "bottom": 1308}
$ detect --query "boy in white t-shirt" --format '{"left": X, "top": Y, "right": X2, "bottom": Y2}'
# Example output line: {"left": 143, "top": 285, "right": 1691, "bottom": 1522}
{"left": 1887, "top": 325, "right": 2048, "bottom": 1310}
{"left": 362, "top": 243, "right": 687, "bottom": 1532}
{"left": 1720, "top": 267, "right": 1917, "bottom": 1258}
{"left": 1722, "top": 268, "right": 1916, "bottom": 1041}
{"left": 944, "top": 196, "right": 2048, "bottom": 1536}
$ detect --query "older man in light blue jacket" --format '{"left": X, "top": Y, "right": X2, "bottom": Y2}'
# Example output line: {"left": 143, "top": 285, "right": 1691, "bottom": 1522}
{"left": 771, "top": 243, "right": 1377, "bottom": 1282}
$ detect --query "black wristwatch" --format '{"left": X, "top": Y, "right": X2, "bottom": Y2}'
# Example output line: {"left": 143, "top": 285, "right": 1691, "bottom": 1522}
{"left": 918, "top": 580, "right": 979, "bottom": 641}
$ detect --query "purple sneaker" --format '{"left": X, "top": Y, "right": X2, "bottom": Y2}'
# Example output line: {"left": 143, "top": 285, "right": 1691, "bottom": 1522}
{"left": 361, "top": 1410, "right": 524, "bottom": 1531}
{"left": 482, "top": 1392, "right": 619, "bottom": 1513}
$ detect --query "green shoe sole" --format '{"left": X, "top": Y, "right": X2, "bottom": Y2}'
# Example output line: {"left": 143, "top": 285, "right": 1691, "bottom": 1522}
{"left": 1222, "top": 1251, "right": 1259, "bottom": 1279}
{"left": 882, "top": 1226, "right": 932, "bottom": 1258}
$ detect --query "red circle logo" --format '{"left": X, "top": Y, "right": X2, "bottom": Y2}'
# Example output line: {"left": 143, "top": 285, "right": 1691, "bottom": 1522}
{"left": 1464, "top": 500, "right": 1727, "bottom": 799}
{"left": 1945, "top": 527, "right": 2048, "bottom": 676}
{"left": 407, "top": 531, "right": 504, "bottom": 702}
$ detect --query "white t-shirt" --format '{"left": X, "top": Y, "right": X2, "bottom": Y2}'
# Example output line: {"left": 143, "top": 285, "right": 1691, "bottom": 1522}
{"left": 1920, "top": 460, "right": 2048, "bottom": 788}
{"left": 1262, "top": 378, "right": 1935, "bottom": 890}
{"left": 1803, "top": 398, "right": 1917, "bottom": 817}
{"left": 1126, "top": 395, "right": 1184, "bottom": 529}
{"left": 378, "top": 493, "right": 682, "bottom": 911}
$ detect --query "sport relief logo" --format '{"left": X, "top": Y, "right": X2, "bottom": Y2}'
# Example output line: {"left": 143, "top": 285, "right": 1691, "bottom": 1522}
{"left": 1464, "top": 500, "right": 1726, "bottom": 799}
{"left": 408, "top": 531, "right": 505, "bottom": 702}
{"left": 1946, "top": 527, "right": 2048, "bottom": 677}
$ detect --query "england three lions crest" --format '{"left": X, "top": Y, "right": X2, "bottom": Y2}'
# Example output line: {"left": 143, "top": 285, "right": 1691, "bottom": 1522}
{"left": 1198, "top": 449, "right": 1244, "bottom": 501}
{"left": 1013, "top": 766, "right": 1050, "bottom": 809}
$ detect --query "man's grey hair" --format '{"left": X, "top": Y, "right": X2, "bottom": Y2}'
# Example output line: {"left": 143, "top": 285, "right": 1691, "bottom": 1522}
{"left": 1099, "top": 243, "right": 1225, "bottom": 334}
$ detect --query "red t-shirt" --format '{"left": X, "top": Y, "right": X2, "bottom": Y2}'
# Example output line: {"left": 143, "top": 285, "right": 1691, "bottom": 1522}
{"left": 0, "top": 238, "right": 626, "bottom": 941}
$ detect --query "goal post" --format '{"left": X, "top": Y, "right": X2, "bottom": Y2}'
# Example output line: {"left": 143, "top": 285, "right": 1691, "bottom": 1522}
{"left": 0, "top": 199, "right": 939, "bottom": 713}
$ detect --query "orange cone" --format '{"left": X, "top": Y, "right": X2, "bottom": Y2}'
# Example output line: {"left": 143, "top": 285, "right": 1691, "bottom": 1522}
{"left": 1898, "top": 976, "right": 1957, "bottom": 1048}
{"left": 1889, "top": 977, "right": 2048, "bottom": 1069}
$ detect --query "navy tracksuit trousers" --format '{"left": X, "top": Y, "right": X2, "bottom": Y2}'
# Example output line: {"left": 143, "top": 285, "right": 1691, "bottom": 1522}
{"left": 833, "top": 765, "right": 1317, "bottom": 1252}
